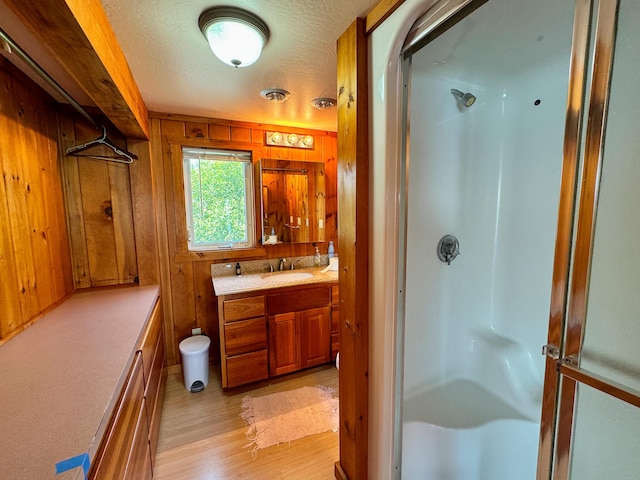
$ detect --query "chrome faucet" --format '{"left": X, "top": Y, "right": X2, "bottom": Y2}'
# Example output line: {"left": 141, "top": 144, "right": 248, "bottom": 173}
{"left": 265, "top": 263, "right": 274, "bottom": 273}
{"left": 278, "top": 258, "right": 287, "bottom": 271}
{"left": 290, "top": 259, "right": 299, "bottom": 270}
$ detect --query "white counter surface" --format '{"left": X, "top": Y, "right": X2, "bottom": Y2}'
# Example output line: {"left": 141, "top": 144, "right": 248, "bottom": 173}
{"left": 0, "top": 285, "right": 160, "bottom": 480}
{"left": 211, "top": 266, "right": 338, "bottom": 296}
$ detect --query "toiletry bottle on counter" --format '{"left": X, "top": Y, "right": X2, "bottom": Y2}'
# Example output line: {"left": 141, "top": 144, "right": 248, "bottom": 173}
{"left": 235, "top": 262, "right": 241, "bottom": 275}
{"left": 314, "top": 247, "right": 321, "bottom": 266}
{"left": 328, "top": 240, "right": 335, "bottom": 258}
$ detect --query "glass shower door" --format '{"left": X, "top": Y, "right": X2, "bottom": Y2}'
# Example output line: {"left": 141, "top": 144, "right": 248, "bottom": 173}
{"left": 550, "top": 0, "right": 640, "bottom": 477}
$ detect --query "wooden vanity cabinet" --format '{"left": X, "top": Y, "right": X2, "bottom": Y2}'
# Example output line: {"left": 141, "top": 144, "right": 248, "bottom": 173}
{"left": 267, "top": 287, "right": 331, "bottom": 377}
{"left": 90, "top": 298, "right": 166, "bottom": 480}
{"left": 217, "top": 283, "right": 336, "bottom": 388}
{"left": 218, "top": 295, "right": 268, "bottom": 388}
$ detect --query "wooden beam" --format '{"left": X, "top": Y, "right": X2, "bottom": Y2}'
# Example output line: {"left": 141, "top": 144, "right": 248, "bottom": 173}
{"left": 4, "top": 0, "right": 149, "bottom": 139}
{"left": 336, "top": 17, "right": 369, "bottom": 480}
{"left": 366, "top": 0, "right": 406, "bottom": 34}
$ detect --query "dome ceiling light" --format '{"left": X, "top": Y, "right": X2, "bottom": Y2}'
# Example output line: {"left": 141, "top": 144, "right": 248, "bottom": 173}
{"left": 311, "top": 97, "right": 337, "bottom": 110}
{"left": 260, "top": 88, "right": 291, "bottom": 103}
{"left": 198, "top": 7, "right": 269, "bottom": 68}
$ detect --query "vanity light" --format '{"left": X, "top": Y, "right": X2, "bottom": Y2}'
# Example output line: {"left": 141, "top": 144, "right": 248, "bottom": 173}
{"left": 266, "top": 131, "right": 314, "bottom": 149}
{"left": 271, "top": 132, "right": 282, "bottom": 143}
{"left": 198, "top": 7, "right": 269, "bottom": 68}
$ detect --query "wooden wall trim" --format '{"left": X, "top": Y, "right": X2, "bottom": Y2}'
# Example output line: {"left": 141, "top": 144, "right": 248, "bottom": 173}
{"left": 3, "top": 0, "right": 149, "bottom": 139}
{"left": 128, "top": 138, "right": 160, "bottom": 285}
{"left": 150, "top": 111, "right": 338, "bottom": 137}
{"left": 150, "top": 117, "right": 177, "bottom": 365}
{"left": 366, "top": 0, "right": 407, "bottom": 34}
{"left": 336, "top": 17, "right": 369, "bottom": 480}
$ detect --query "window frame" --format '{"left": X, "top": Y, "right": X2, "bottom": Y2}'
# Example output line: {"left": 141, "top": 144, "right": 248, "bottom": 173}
{"left": 182, "top": 147, "right": 256, "bottom": 251}
{"left": 165, "top": 137, "right": 266, "bottom": 263}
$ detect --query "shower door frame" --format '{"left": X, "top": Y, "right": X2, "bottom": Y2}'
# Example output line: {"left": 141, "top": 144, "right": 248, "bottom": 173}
{"left": 395, "top": 0, "right": 598, "bottom": 478}
{"left": 549, "top": 0, "right": 640, "bottom": 478}
{"left": 394, "top": 2, "right": 489, "bottom": 476}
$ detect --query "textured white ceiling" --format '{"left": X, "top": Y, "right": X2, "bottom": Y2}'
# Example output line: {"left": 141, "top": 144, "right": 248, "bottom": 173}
{"left": 100, "top": 0, "right": 376, "bottom": 131}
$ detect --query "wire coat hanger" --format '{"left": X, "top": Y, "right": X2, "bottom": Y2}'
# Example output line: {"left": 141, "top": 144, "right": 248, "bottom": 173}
{"left": 65, "top": 125, "right": 137, "bottom": 164}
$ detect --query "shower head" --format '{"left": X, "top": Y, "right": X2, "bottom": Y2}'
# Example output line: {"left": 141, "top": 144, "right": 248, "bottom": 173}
{"left": 451, "top": 88, "right": 476, "bottom": 108}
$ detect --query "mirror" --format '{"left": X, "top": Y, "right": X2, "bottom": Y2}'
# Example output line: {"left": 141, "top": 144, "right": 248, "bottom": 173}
{"left": 258, "top": 158, "right": 325, "bottom": 244}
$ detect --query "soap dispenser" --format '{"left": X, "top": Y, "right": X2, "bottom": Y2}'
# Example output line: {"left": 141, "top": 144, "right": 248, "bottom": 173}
{"left": 328, "top": 240, "right": 335, "bottom": 258}
{"left": 314, "top": 247, "right": 321, "bottom": 266}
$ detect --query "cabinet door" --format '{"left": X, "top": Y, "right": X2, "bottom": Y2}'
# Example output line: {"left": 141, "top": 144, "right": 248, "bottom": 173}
{"left": 269, "top": 312, "right": 300, "bottom": 376}
{"left": 301, "top": 306, "right": 331, "bottom": 368}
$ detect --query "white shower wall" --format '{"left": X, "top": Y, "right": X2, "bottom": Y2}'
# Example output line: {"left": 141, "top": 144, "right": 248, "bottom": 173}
{"left": 403, "top": 0, "right": 572, "bottom": 414}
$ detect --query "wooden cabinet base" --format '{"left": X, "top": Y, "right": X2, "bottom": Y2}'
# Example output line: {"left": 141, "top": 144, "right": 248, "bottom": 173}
{"left": 90, "top": 298, "right": 165, "bottom": 479}
{"left": 218, "top": 284, "right": 337, "bottom": 389}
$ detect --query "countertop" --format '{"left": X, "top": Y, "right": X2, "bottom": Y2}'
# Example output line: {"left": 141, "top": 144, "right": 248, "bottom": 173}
{"left": 212, "top": 266, "right": 338, "bottom": 296}
{"left": 0, "top": 285, "right": 160, "bottom": 480}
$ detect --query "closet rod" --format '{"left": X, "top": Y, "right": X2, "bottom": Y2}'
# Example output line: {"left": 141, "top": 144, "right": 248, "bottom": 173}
{"left": 0, "top": 27, "right": 99, "bottom": 130}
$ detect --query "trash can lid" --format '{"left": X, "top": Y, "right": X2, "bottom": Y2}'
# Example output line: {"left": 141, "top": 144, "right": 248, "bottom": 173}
{"left": 179, "top": 335, "right": 210, "bottom": 355}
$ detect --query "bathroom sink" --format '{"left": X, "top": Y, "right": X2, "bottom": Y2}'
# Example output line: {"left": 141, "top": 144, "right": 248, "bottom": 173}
{"left": 260, "top": 271, "right": 314, "bottom": 283}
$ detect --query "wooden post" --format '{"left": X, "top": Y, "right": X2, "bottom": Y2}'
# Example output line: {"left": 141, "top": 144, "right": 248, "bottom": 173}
{"left": 336, "top": 17, "right": 369, "bottom": 480}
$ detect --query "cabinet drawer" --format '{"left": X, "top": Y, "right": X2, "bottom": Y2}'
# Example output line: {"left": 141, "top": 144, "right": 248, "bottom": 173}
{"left": 139, "top": 300, "right": 162, "bottom": 385}
{"left": 224, "top": 317, "right": 267, "bottom": 356}
{"left": 91, "top": 354, "right": 145, "bottom": 480}
{"left": 226, "top": 350, "right": 268, "bottom": 388}
{"left": 223, "top": 296, "right": 265, "bottom": 322}
{"left": 331, "top": 285, "right": 339, "bottom": 306}
{"left": 267, "top": 287, "right": 330, "bottom": 315}
{"left": 144, "top": 328, "right": 166, "bottom": 470}
{"left": 124, "top": 397, "right": 153, "bottom": 480}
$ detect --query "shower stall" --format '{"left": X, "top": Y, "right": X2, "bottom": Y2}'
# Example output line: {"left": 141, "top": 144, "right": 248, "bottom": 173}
{"left": 396, "top": 0, "right": 576, "bottom": 477}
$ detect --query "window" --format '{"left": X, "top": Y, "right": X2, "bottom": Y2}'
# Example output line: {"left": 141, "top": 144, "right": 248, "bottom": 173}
{"left": 182, "top": 147, "right": 255, "bottom": 250}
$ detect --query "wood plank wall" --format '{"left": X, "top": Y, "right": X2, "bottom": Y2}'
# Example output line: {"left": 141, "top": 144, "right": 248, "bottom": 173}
{"left": 0, "top": 57, "right": 74, "bottom": 342}
{"left": 149, "top": 113, "right": 338, "bottom": 366}
{"left": 336, "top": 18, "right": 369, "bottom": 480}
{"left": 59, "top": 114, "right": 139, "bottom": 288}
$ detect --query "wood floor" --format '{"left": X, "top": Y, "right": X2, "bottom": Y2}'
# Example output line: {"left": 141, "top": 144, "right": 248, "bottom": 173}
{"left": 154, "top": 362, "right": 339, "bottom": 480}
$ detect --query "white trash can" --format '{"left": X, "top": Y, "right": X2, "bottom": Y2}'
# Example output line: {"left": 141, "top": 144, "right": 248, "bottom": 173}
{"left": 179, "top": 335, "right": 210, "bottom": 392}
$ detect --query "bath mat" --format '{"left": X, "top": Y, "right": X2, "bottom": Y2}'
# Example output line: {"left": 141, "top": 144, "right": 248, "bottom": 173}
{"left": 240, "top": 385, "right": 339, "bottom": 453}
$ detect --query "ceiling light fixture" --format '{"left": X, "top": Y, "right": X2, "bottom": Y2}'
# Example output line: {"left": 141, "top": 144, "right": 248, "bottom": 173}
{"left": 198, "top": 7, "right": 269, "bottom": 68}
{"left": 260, "top": 88, "right": 290, "bottom": 103}
{"left": 311, "top": 97, "right": 337, "bottom": 110}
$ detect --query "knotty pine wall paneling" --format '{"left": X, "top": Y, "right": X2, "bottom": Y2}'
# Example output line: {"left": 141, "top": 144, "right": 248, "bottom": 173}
{"left": 60, "top": 115, "right": 138, "bottom": 287}
{"left": 149, "top": 113, "right": 338, "bottom": 365}
{"left": 0, "top": 57, "right": 73, "bottom": 342}
{"left": 336, "top": 17, "right": 369, "bottom": 480}
{"left": 127, "top": 138, "right": 160, "bottom": 286}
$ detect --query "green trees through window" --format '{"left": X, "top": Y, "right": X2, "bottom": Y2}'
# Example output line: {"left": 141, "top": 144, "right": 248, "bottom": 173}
{"left": 183, "top": 147, "right": 254, "bottom": 250}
